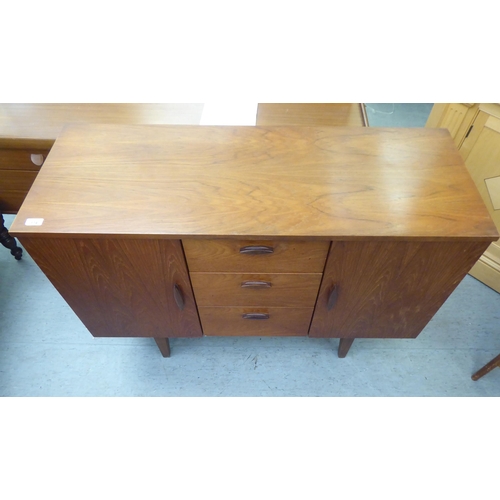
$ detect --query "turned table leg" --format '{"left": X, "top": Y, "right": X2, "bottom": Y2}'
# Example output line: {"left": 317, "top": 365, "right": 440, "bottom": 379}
{"left": 338, "top": 338, "right": 354, "bottom": 358}
{"left": 0, "top": 214, "right": 23, "bottom": 260}
{"left": 154, "top": 338, "right": 171, "bottom": 358}
{"left": 471, "top": 353, "right": 500, "bottom": 381}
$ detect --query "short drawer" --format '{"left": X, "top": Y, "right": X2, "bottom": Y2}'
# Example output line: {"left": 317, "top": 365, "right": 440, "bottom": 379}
{"left": 183, "top": 239, "right": 330, "bottom": 273}
{"left": 0, "top": 170, "right": 40, "bottom": 212}
{"left": 190, "top": 272, "right": 322, "bottom": 307}
{"left": 198, "top": 307, "right": 313, "bottom": 336}
{"left": 0, "top": 148, "right": 49, "bottom": 171}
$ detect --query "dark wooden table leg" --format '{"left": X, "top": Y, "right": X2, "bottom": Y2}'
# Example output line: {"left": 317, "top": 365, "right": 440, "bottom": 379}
{"left": 338, "top": 338, "right": 354, "bottom": 358}
{"left": 0, "top": 214, "right": 23, "bottom": 260}
{"left": 471, "top": 353, "right": 500, "bottom": 380}
{"left": 154, "top": 338, "right": 171, "bottom": 358}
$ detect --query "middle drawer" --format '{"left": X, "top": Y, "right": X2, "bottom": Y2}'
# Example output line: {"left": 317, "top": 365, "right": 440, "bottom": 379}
{"left": 190, "top": 272, "right": 322, "bottom": 307}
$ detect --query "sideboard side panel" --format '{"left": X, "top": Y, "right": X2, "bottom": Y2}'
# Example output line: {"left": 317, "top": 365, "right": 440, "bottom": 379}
{"left": 309, "top": 240, "right": 490, "bottom": 339}
{"left": 19, "top": 237, "right": 202, "bottom": 338}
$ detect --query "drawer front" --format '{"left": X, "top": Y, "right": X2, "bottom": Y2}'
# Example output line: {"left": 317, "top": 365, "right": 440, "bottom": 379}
{"left": 198, "top": 307, "right": 313, "bottom": 336}
{"left": 0, "top": 148, "right": 49, "bottom": 171}
{"left": 190, "top": 272, "right": 322, "bottom": 307}
{"left": 0, "top": 170, "right": 39, "bottom": 212}
{"left": 183, "top": 239, "right": 330, "bottom": 273}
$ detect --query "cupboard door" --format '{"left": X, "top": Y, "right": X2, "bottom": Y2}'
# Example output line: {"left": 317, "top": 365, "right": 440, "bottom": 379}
{"left": 19, "top": 237, "right": 202, "bottom": 338}
{"left": 309, "top": 241, "right": 488, "bottom": 339}
{"left": 425, "top": 103, "right": 478, "bottom": 148}
{"left": 459, "top": 111, "right": 500, "bottom": 291}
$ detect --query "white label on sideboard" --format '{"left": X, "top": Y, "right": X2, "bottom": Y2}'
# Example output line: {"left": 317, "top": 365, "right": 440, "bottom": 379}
{"left": 25, "top": 218, "right": 44, "bottom": 226}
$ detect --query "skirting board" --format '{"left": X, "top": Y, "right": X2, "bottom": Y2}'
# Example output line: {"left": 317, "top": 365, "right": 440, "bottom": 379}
{"left": 469, "top": 254, "right": 500, "bottom": 294}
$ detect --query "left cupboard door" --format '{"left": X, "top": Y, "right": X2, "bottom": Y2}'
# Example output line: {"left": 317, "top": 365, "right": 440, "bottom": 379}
{"left": 18, "top": 237, "right": 203, "bottom": 338}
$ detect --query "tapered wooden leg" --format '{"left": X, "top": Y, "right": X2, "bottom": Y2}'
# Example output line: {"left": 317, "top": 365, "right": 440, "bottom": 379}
{"left": 154, "top": 338, "right": 171, "bottom": 358}
{"left": 338, "top": 338, "right": 354, "bottom": 358}
{"left": 0, "top": 214, "right": 23, "bottom": 260}
{"left": 471, "top": 353, "right": 500, "bottom": 381}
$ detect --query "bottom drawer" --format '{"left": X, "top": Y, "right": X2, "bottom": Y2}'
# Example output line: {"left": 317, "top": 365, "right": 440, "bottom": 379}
{"left": 0, "top": 170, "right": 39, "bottom": 212}
{"left": 198, "top": 307, "right": 313, "bottom": 336}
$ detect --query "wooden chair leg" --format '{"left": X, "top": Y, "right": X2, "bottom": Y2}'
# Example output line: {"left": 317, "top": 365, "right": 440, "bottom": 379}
{"left": 338, "top": 338, "right": 355, "bottom": 358}
{"left": 154, "top": 338, "right": 171, "bottom": 358}
{"left": 472, "top": 353, "right": 500, "bottom": 381}
{"left": 0, "top": 214, "right": 23, "bottom": 260}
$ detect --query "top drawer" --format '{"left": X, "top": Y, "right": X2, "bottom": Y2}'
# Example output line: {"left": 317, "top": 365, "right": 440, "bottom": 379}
{"left": 0, "top": 148, "right": 50, "bottom": 171}
{"left": 183, "top": 239, "right": 330, "bottom": 273}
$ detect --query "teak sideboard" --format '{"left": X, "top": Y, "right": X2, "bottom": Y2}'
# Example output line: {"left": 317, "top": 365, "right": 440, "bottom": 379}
{"left": 10, "top": 124, "right": 498, "bottom": 358}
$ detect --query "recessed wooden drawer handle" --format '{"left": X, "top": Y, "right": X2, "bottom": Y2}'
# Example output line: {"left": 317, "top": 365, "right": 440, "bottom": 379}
{"left": 242, "top": 313, "right": 270, "bottom": 320}
{"left": 327, "top": 284, "right": 338, "bottom": 311}
{"left": 30, "top": 154, "right": 44, "bottom": 166}
{"left": 173, "top": 284, "right": 185, "bottom": 311}
{"left": 241, "top": 281, "right": 272, "bottom": 288}
{"left": 239, "top": 245, "right": 274, "bottom": 255}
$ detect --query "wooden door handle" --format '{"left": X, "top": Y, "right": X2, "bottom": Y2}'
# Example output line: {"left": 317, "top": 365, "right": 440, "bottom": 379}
{"left": 173, "top": 284, "right": 185, "bottom": 311}
{"left": 327, "top": 284, "right": 338, "bottom": 311}
{"left": 239, "top": 245, "right": 274, "bottom": 255}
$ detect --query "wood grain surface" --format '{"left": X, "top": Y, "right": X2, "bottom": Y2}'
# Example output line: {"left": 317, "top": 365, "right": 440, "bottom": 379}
{"left": 0, "top": 103, "right": 204, "bottom": 147}
{"left": 10, "top": 124, "right": 497, "bottom": 241}
{"left": 256, "top": 104, "right": 367, "bottom": 126}
{"left": 18, "top": 237, "right": 202, "bottom": 338}
{"left": 0, "top": 170, "right": 39, "bottom": 213}
{"left": 189, "top": 272, "right": 322, "bottom": 307}
{"left": 198, "top": 306, "right": 313, "bottom": 336}
{"left": 0, "top": 148, "right": 49, "bottom": 170}
{"left": 183, "top": 239, "right": 330, "bottom": 272}
{"left": 309, "top": 240, "right": 490, "bottom": 339}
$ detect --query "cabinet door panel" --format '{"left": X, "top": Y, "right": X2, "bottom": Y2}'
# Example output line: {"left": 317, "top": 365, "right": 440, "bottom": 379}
{"left": 460, "top": 111, "right": 500, "bottom": 291}
{"left": 309, "top": 241, "right": 488, "bottom": 339}
{"left": 19, "top": 237, "right": 202, "bottom": 338}
{"left": 426, "top": 103, "right": 478, "bottom": 148}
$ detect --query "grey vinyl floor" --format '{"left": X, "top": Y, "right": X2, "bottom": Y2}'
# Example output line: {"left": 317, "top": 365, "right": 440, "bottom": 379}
{"left": 1, "top": 103, "right": 500, "bottom": 396}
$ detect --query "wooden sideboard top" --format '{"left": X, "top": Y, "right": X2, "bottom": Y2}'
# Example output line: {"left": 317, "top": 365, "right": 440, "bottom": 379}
{"left": 10, "top": 124, "right": 498, "bottom": 241}
{"left": 0, "top": 103, "right": 204, "bottom": 148}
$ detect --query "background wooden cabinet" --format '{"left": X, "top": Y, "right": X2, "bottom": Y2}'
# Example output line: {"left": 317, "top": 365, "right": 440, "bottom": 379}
{"left": 427, "top": 103, "right": 500, "bottom": 292}
{"left": 426, "top": 103, "right": 479, "bottom": 149}
{"left": 0, "top": 145, "right": 49, "bottom": 213}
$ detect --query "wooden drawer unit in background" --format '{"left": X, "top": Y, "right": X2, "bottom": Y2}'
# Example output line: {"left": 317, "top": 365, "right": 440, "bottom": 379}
{"left": 0, "top": 144, "right": 50, "bottom": 213}
{"left": 10, "top": 124, "right": 497, "bottom": 360}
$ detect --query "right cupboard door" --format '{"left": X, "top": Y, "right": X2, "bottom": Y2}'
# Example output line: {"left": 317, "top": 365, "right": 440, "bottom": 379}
{"left": 309, "top": 241, "right": 489, "bottom": 339}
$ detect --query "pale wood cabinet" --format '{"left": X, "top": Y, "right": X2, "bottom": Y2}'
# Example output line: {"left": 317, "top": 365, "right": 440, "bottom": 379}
{"left": 426, "top": 103, "right": 479, "bottom": 149}
{"left": 10, "top": 125, "right": 497, "bottom": 359}
{"left": 427, "top": 103, "right": 500, "bottom": 292}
